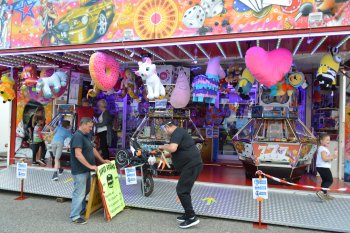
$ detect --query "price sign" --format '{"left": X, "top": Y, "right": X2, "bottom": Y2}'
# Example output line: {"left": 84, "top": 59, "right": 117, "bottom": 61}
{"left": 252, "top": 178, "right": 268, "bottom": 199}
{"left": 125, "top": 167, "right": 137, "bottom": 185}
{"left": 16, "top": 162, "right": 27, "bottom": 179}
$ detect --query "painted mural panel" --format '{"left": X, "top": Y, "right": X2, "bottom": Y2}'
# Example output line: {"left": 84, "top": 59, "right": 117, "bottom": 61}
{"left": 3, "top": 0, "right": 350, "bottom": 49}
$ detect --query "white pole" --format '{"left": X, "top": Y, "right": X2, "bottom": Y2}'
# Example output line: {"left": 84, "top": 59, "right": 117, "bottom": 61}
{"left": 338, "top": 72, "right": 346, "bottom": 179}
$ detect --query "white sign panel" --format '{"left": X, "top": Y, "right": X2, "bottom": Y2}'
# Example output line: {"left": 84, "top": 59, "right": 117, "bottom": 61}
{"left": 125, "top": 167, "right": 137, "bottom": 185}
{"left": 252, "top": 178, "right": 268, "bottom": 199}
{"left": 16, "top": 163, "right": 27, "bottom": 179}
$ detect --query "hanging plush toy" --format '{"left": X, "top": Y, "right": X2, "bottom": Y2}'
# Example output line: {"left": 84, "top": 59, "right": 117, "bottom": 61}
{"left": 170, "top": 68, "right": 190, "bottom": 108}
{"left": 317, "top": 47, "right": 342, "bottom": 90}
{"left": 120, "top": 68, "right": 140, "bottom": 101}
{"left": 270, "top": 72, "right": 307, "bottom": 96}
{"left": 237, "top": 68, "right": 255, "bottom": 100}
{"left": 192, "top": 56, "right": 226, "bottom": 106}
{"left": 0, "top": 75, "right": 16, "bottom": 103}
{"left": 219, "top": 65, "right": 242, "bottom": 93}
{"left": 135, "top": 58, "right": 165, "bottom": 100}
{"left": 36, "top": 71, "right": 68, "bottom": 98}
{"left": 245, "top": 47, "right": 293, "bottom": 87}
{"left": 21, "top": 64, "right": 38, "bottom": 87}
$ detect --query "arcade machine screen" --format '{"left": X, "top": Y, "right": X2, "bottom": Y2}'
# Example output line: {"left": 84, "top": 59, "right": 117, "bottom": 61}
{"left": 255, "top": 119, "right": 297, "bottom": 143}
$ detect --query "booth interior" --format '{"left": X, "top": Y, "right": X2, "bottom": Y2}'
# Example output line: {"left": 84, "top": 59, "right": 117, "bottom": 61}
{"left": 2, "top": 34, "right": 350, "bottom": 189}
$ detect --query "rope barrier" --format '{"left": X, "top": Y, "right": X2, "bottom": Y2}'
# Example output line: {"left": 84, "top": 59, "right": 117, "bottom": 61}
{"left": 255, "top": 170, "right": 350, "bottom": 192}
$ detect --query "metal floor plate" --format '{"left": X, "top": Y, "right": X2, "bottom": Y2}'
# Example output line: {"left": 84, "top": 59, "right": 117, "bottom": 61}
{"left": 0, "top": 167, "right": 349, "bottom": 232}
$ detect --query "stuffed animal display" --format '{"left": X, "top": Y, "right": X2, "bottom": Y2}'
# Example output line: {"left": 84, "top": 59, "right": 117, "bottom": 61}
{"left": 135, "top": 58, "right": 165, "bottom": 100}
{"left": 0, "top": 75, "right": 15, "bottom": 103}
{"left": 120, "top": 68, "right": 140, "bottom": 101}
{"left": 317, "top": 47, "right": 341, "bottom": 90}
{"left": 192, "top": 56, "right": 226, "bottom": 105}
{"left": 270, "top": 72, "right": 307, "bottom": 96}
{"left": 245, "top": 47, "right": 293, "bottom": 87}
{"left": 21, "top": 64, "right": 38, "bottom": 87}
{"left": 170, "top": 68, "right": 190, "bottom": 108}
{"left": 237, "top": 68, "right": 255, "bottom": 100}
{"left": 36, "top": 71, "right": 68, "bottom": 98}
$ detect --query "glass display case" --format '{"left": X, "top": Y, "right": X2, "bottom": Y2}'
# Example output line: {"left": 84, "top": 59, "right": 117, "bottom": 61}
{"left": 233, "top": 106, "right": 317, "bottom": 182}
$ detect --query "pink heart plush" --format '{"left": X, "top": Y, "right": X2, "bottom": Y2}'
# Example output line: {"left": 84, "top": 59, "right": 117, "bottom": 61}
{"left": 245, "top": 47, "right": 293, "bottom": 87}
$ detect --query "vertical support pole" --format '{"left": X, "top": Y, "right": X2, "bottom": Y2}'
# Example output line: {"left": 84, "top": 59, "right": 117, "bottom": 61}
{"left": 9, "top": 68, "right": 18, "bottom": 165}
{"left": 122, "top": 95, "right": 127, "bottom": 148}
{"left": 253, "top": 173, "right": 268, "bottom": 229}
{"left": 339, "top": 72, "right": 346, "bottom": 179}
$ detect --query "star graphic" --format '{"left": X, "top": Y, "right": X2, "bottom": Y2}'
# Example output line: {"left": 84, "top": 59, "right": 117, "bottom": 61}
{"left": 13, "top": 0, "right": 36, "bottom": 22}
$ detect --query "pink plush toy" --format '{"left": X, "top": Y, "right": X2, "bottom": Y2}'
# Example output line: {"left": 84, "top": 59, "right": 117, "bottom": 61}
{"left": 245, "top": 47, "right": 293, "bottom": 87}
{"left": 170, "top": 68, "right": 190, "bottom": 108}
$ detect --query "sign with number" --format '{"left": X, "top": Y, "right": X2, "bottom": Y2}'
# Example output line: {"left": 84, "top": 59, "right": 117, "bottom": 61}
{"left": 252, "top": 178, "right": 268, "bottom": 199}
{"left": 97, "top": 161, "right": 125, "bottom": 221}
{"left": 125, "top": 167, "right": 137, "bottom": 185}
{"left": 16, "top": 162, "right": 27, "bottom": 179}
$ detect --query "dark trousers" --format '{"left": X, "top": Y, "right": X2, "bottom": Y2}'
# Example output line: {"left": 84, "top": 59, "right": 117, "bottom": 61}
{"left": 317, "top": 167, "right": 333, "bottom": 194}
{"left": 31, "top": 142, "right": 46, "bottom": 162}
{"left": 176, "top": 163, "right": 203, "bottom": 218}
{"left": 97, "top": 131, "right": 109, "bottom": 159}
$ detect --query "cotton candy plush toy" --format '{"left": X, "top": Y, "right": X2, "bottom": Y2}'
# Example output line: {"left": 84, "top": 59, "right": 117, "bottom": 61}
{"left": 0, "top": 75, "right": 16, "bottom": 103}
{"left": 237, "top": 68, "right": 255, "bottom": 100}
{"left": 135, "top": 58, "right": 165, "bottom": 100}
{"left": 192, "top": 56, "right": 226, "bottom": 105}
{"left": 170, "top": 68, "right": 191, "bottom": 108}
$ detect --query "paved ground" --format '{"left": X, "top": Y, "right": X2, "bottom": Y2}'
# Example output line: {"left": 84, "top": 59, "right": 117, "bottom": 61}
{"left": 0, "top": 191, "right": 329, "bottom": 233}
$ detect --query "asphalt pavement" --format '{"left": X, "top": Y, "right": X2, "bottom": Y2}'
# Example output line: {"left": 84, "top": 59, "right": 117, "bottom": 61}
{"left": 0, "top": 191, "right": 329, "bottom": 233}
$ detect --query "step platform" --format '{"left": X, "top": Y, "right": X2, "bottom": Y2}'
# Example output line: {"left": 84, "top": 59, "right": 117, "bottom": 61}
{"left": 0, "top": 166, "right": 349, "bottom": 232}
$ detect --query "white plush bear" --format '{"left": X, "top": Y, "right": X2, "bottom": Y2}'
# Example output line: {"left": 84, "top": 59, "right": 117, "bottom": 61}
{"left": 36, "top": 71, "right": 67, "bottom": 98}
{"left": 135, "top": 58, "right": 165, "bottom": 100}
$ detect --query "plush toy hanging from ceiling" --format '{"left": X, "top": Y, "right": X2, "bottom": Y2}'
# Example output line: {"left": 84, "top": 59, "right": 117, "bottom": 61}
{"left": 245, "top": 47, "right": 293, "bottom": 87}
{"left": 219, "top": 65, "right": 242, "bottom": 93}
{"left": 88, "top": 52, "right": 120, "bottom": 98}
{"left": 135, "top": 57, "right": 165, "bottom": 100}
{"left": 119, "top": 68, "right": 140, "bottom": 101}
{"left": 270, "top": 72, "right": 307, "bottom": 96}
{"left": 317, "top": 47, "right": 342, "bottom": 90}
{"left": 36, "top": 71, "right": 68, "bottom": 99}
{"left": 192, "top": 56, "right": 226, "bottom": 107}
{"left": 237, "top": 68, "right": 255, "bottom": 100}
{"left": 0, "top": 75, "right": 15, "bottom": 103}
{"left": 170, "top": 67, "right": 190, "bottom": 108}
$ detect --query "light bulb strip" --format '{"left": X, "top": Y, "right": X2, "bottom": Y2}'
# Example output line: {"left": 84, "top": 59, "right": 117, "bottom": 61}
{"left": 176, "top": 45, "right": 194, "bottom": 60}
{"left": 196, "top": 44, "right": 210, "bottom": 59}
{"left": 159, "top": 46, "right": 179, "bottom": 60}
{"left": 0, "top": 58, "right": 18, "bottom": 67}
{"left": 66, "top": 53, "right": 90, "bottom": 62}
{"left": 336, "top": 35, "right": 350, "bottom": 48}
{"left": 37, "top": 54, "right": 77, "bottom": 65}
{"left": 110, "top": 50, "right": 137, "bottom": 62}
{"left": 22, "top": 55, "right": 54, "bottom": 65}
{"left": 311, "top": 36, "right": 328, "bottom": 55}
{"left": 236, "top": 41, "right": 243, "bottom": 58}
{"left": 276, "top": 38, "right": 281, "bottom": 49}
{"left": 216, "top": 42, "right": 227, "bottom": 58}
{"left": 293, "top": 37, "right": 304, "bottom": 55}
{"left": 142, "top": 48, "right": 165, "bottom": 61}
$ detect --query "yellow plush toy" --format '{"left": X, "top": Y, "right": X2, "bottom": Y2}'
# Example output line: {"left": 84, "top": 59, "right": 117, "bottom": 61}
{"left": 237, "top": 68, "right": 255, "bottom": 100}
{"left": 0, "top": 75, "right": 16, "bottom": 103}
{"left": 317, "top": 47, "right": 341, "bottom": 90}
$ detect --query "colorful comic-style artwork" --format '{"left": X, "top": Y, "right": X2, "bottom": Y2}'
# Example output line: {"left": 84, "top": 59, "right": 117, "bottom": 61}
{"left": 5, "top": 0, "right": 350, "bottom": 49}
{"left": 345, "top": 106, "right": 350, "bottom": 182}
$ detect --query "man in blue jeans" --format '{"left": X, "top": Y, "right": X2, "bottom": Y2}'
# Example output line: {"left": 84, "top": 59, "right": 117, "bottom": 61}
{"left": 70, "top": 117, "right": 110, "bottom": 224}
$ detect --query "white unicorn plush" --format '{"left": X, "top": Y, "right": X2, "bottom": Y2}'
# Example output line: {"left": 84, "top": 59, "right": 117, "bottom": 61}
{"left": 135, "top": 58, "right": 165, "bottom": 100}
{"left": 36, "top": 71, "right": 68, "bottom": 98}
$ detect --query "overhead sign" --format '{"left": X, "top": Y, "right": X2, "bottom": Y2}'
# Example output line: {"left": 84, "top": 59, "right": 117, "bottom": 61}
{"left": 97, "top": 161, "right": 125, "bottom": 221}
{"left": 252, "top": 178, "right": 268, "bottom": 200}
{"left": 125, "top": 167, "right": 137, "bottom": 185}
{"left": 16, "top": 162, "right": 27, "bottom": 179}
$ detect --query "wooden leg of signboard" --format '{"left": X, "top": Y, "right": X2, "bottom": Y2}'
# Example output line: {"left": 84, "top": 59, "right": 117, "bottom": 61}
{"left": 85, "top": 175, "right": 103, "bottom": 220}
{"left": 15, "top": 179, "right": 27, "bottom": 200}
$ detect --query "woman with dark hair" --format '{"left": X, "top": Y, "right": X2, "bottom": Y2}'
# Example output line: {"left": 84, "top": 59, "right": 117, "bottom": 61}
{"left": 95, "top": 99, "right": 113, "bottom": 159}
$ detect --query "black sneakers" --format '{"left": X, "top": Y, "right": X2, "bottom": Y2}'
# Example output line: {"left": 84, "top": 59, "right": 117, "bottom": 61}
{"left": 52, "top": 172, "right": 58, "bottom": 181}
{"left": 58, "top": 168, "right": 64, "bottom": 175}
{"left": 72, "top": 217, "right": 87, "bottom": 225}
{"left": 179, "top": 216, "right": 200, "bottom": 229}
{"left": 176, "top": 214, "right": 187, "bottom": 223}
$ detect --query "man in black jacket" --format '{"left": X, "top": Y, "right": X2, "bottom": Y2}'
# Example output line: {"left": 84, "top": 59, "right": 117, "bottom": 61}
{"left": 159, "top": 121, "right": 203, "bottom": 229}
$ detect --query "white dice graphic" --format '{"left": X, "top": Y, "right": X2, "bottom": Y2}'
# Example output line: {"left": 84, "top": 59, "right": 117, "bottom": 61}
{"left": 182, "top": 5, "right": 206, "bottom": 28}
{"left": 201, "top": 0, "right": 224, "bottom": 18}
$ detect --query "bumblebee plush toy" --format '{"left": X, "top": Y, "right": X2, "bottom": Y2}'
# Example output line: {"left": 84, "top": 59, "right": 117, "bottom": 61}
{"left": 317, "top": 47, "right": 342, "bottom": 90}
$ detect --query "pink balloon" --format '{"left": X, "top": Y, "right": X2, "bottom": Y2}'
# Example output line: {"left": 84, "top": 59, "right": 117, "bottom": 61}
{"left": 245, "top": 47, "right": 293, "bottom": 87}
